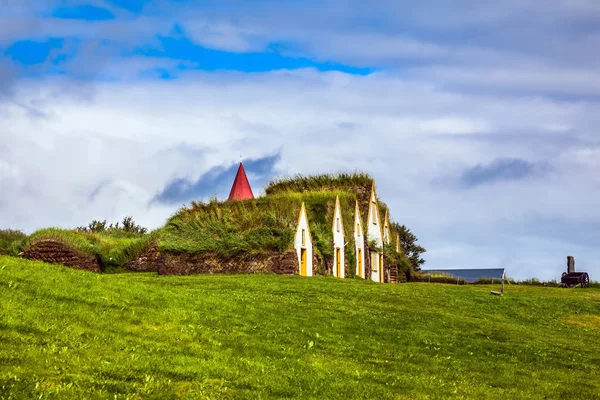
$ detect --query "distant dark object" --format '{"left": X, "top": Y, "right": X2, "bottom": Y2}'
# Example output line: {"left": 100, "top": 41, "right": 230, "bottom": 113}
{"left": 567, "top": 256, "right": 575, "bottom": 274}
{"left": 560, "top": 256, "right": 590, "bottom": 288}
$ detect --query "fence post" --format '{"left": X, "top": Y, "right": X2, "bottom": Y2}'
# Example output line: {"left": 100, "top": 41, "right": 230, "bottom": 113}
{"left": 457, "top": 276, "right": 460, "bottom": 285}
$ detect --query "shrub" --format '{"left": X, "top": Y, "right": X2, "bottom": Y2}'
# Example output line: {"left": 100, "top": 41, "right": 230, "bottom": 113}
{"left": 76, "top": 216, "right": 148, "bottom": 235}
{"left": 0, "top": 229, "right": 27, "bottom": 256}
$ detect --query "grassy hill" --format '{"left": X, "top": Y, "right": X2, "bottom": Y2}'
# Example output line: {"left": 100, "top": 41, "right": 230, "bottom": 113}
{"left": 1, "top": 256, "right": 599, "bottom": 399}
{"left": 15, "top": 172, "right": 409, "bottom": 276}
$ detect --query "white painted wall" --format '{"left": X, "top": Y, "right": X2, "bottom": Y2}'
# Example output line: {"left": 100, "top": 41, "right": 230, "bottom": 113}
{"left": 354, "top": 201, "right": 365, "bottom": 278}
{"left": 294, "top": 203, "right": 313, "bottom": 276}
{"left": 367, "top": 186, "right": 384, "bottom": 282}
{"left": 332, "top": 196, "right": 345, "bottom": 278}
{"left": 383, "top": 211, "right": 391, "bottom": 245}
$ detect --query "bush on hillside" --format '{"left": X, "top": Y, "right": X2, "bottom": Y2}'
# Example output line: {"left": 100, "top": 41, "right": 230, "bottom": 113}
{"left": 77, "top": 216, "right": 148, "bottom": 236}
{"left": 0, "top": 229, "right": 27, "bottom": 256}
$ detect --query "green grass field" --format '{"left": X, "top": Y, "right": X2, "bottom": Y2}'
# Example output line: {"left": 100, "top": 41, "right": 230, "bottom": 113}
{"left": 1, "top": 256, "right": 599, "bottom": 399}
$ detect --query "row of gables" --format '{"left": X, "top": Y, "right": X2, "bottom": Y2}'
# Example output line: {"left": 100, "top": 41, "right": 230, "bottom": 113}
{"left": 293, "top": 184, "right": 402, "bottom": 283}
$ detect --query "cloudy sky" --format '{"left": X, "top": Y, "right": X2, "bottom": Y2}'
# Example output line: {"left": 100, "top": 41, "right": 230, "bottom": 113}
{"left": 2, "top": 0, "right": 600, "bottom": 280}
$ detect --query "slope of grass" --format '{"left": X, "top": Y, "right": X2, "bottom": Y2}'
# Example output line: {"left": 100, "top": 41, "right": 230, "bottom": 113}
{"left": 24, "top": 228, "right": 151, "bottom": 271}
{"left": 1, "top": 256, "right": 600, "bottom": 399}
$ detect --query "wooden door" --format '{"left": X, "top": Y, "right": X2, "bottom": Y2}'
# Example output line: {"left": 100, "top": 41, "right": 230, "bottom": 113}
{"left": 372, "top": 252, "right": 377, "bottom": 282}
{"left": 336, "top": 248, "right": 341, "bottom": 277}
{"left": 379, "top": 254, "right": 384, "bottom": 283}
{"left": 357, "top": 248, "right": 363, "bottom": 278}
{"left": 301, "top": 248, "right": 307, "bottom": 276}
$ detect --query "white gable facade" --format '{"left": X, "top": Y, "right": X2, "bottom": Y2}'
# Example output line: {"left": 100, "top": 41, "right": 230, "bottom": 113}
{"left": 332, "top": 196, "right": 345, "bottom": 278}
{"left": 294, "top": 203, "right": 313, "bottom": 277}
{"left": 367, "top": 184, "right": 384, "bottom": 283}
{"left": 383, "top": 211, "right": 391, "bottom": 245}
{"left": 354, "top": 201, "right": 366, "bottom": 279}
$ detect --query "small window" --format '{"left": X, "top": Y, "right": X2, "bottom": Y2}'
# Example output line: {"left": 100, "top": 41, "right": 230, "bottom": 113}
{"left": 356, "top": 222, "right": 360, "bottom": 236}
{"left": 301, "top": 229, "right": 306, "bottom": 246}
{"left": 336, "top": 218, "right": 340, "bottom": 232}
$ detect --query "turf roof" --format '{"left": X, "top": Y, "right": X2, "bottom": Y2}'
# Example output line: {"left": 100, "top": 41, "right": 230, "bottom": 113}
{"left": 24, "top": 228, "right": 152, "bottom": 271}
{"left": 159, "top": 190, "right": 359, "bottom": 261}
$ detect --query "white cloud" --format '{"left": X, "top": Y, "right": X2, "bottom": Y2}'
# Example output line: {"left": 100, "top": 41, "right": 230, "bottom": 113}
{"left": 2, "top": 69, "right": 600, "bottom": 280}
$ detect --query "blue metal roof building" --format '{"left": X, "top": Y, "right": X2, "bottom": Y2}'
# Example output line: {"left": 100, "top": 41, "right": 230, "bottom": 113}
{"left": 420, "top": 268, "right": 505, "bottom": 283}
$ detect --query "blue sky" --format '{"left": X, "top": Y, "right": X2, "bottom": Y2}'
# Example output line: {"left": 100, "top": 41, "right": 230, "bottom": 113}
{"left": 1, "top": 0, "right": 600, "bottom": 280}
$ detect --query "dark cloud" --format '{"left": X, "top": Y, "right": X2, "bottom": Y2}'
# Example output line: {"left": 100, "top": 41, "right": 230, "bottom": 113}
{"left": 459, "top": 157, "right": 549, "bottom": 188}
{"left": 152, "top": 152, "right": 280, "bottom": 205}
{"left": 88, "top": 180, "right": 110, "bottom": 202}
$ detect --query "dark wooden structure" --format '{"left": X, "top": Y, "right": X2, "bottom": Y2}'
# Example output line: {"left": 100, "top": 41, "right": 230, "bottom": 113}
{"left": 560, "top": 256, "right": 590, "bottom": 288}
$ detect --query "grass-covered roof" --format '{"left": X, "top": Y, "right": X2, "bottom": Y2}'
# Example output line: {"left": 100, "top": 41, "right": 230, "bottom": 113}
{"left": 18, "top": 172, "right": 407, "bottom": 275}
{"left": 160, "top": 190, "right": 358, "bottom": 261}
{"left": 24, "top": 228, "right": 152, "bottom": 271}
{"left": 159, "top": 172, "right": 409, "bottom": 275}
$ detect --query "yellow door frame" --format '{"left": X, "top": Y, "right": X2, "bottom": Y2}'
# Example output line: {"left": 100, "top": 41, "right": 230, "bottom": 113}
{"left": 357, "top": 248, "right": 362, "bottom": 278}
{"left": 300, "top": 248, "right": 307, "bottom": 276}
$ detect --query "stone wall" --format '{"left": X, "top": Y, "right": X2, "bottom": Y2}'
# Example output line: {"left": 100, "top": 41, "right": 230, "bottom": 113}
{"left": 125, "top": 242, "right": 161, "bottom": 272}
{"left": 21, "top": 240, "right": 101, "bottom": 273}
{"left": 155, "top": 250, "right": 299, "bottom": 276}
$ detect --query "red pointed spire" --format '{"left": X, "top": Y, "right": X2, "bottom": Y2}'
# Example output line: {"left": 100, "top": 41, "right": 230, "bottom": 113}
{"left": 228, "top": 162, "right": 254, "bottom": 201}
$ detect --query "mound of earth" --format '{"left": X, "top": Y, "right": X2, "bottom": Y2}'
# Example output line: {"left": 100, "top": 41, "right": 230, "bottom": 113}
{"left": 21, "top": 239, "right": 101, "bottom": 273}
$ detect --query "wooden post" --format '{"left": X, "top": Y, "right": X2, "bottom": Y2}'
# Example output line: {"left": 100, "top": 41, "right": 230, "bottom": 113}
{"left": 428, "top": 273, "right": 431, "bottom": 283}
{"left": 491, "top": 272, "right": 505, "bottom": 296}
{"left": 492, "top": 278, "right": 494, "bottom": 285}
{"left": 457, "top": 276, "right": 460, "bottom": 285}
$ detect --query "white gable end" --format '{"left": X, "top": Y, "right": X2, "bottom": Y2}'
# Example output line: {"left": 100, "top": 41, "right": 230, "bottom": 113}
{"left": 332, "top": 196, "right": 345, "bottom": 278}
{"left": 294, "top": 203, "right": 313, "bottom": 277}
{"left": 366, "top": 189, "right": 383, "bottom": 247}
{"left": 354, "top": 201, "right": 365, "bottom": 278}
{"left": 367, "top": 185, "right": 384, "bottom": 282}
{"left": 383, "top": 212, "right": 391, "bottom": 245}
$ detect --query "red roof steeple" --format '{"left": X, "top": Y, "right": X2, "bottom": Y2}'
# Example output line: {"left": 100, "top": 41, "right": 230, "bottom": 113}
{"left": 228, "top": 162, "right": 254, "bottom": 201}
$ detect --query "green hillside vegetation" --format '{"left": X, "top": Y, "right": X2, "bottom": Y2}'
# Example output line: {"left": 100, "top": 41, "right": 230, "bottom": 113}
{"left": 265, "top": 172, "right": 374, "bottom": 195}
{"left": 18, "top": 173, "right": 409, "bottom": 275}
{"left": 0, "top": 229, "right": 27, "bottom": 256}
{"left": 265, "top": 172, "right": 391, "bottom": 230}
{"left": 160, "top": 195, "right": 302, "bottom": 256}
{"left": 159, "top": 186, "right": 404, "bottom": 276}
{"left": 23, "top": 228, "right": 152, "bottom": 271}
{"left": 1, "top": 256, "right": 599, "bottom": 399}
